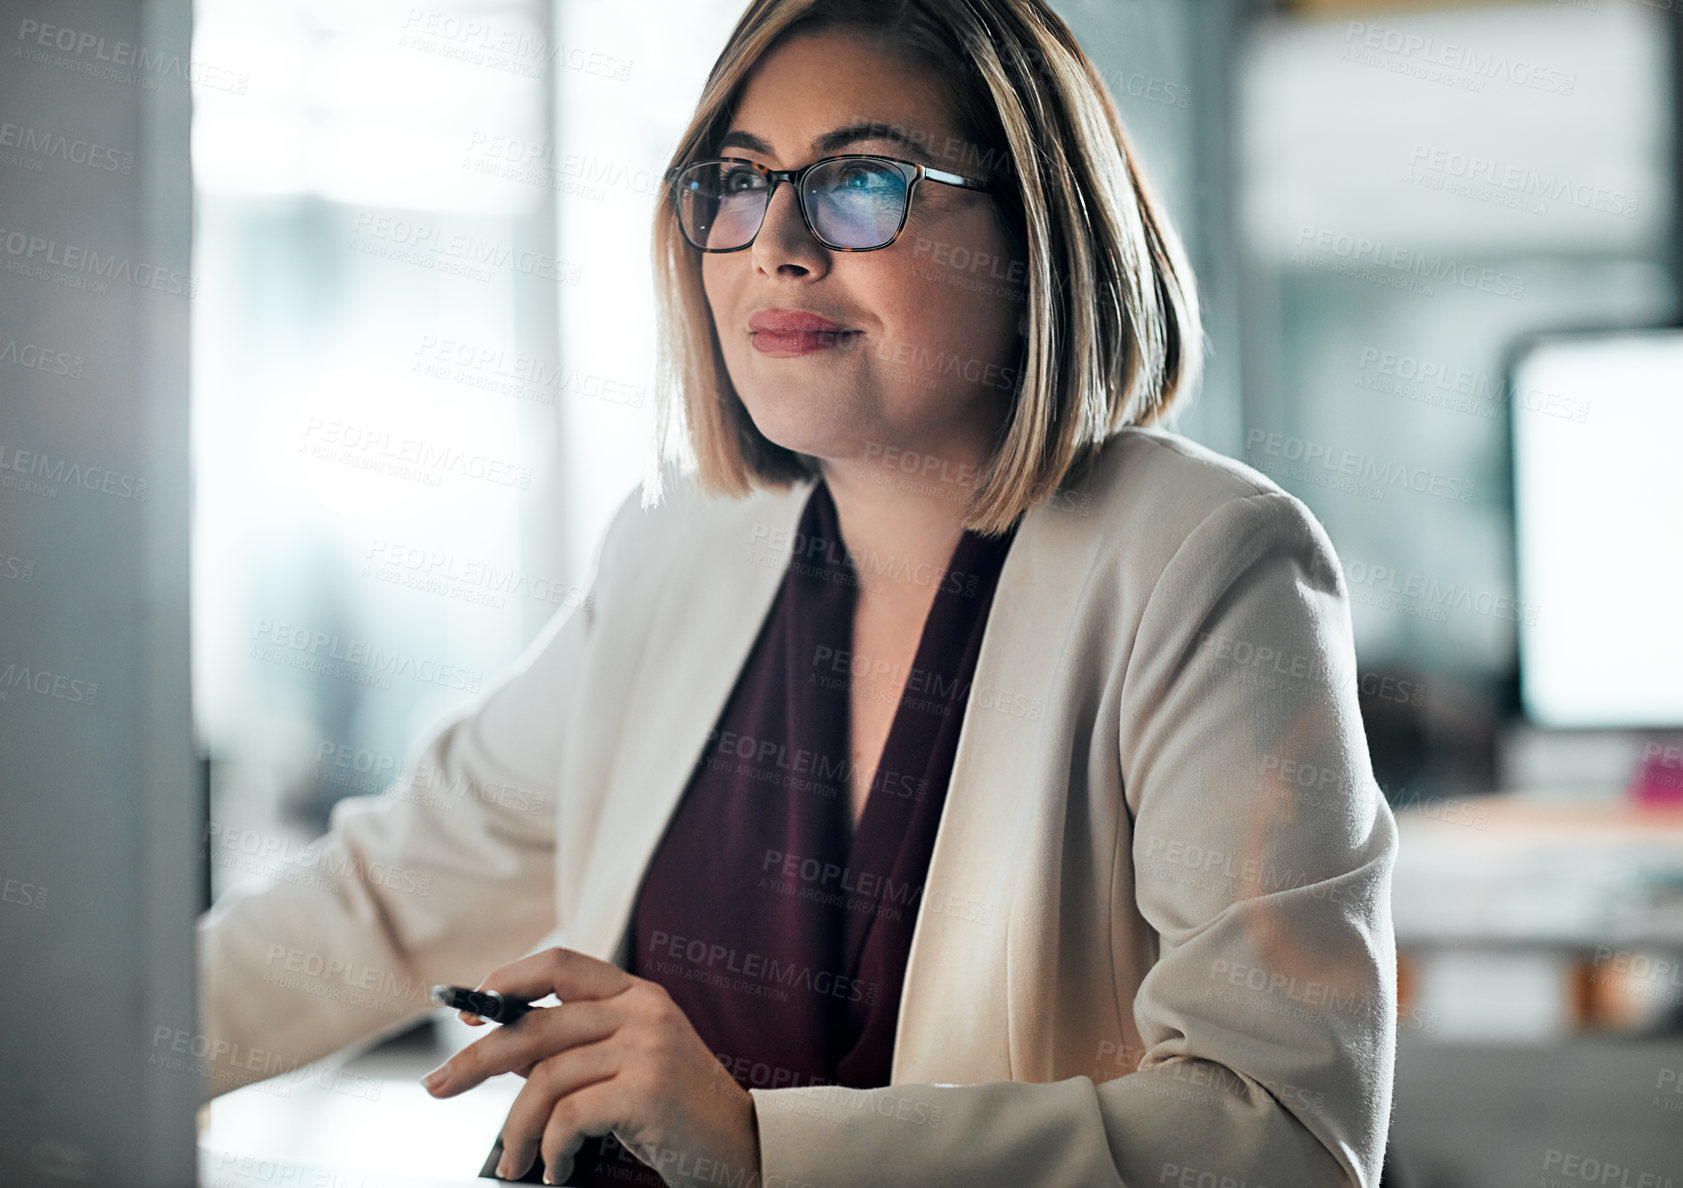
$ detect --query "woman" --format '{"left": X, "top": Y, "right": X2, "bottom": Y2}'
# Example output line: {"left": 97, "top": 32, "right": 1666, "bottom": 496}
{"left": 197, "top": 1, "right": 1399, "bottom": 1186}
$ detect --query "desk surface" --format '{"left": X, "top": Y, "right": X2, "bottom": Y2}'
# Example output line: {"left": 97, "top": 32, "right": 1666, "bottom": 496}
{"left": 1391, "top": 790, "right": 1683, "bottom": 947}
{"left": 201, "top": 1013, "right": 522, "bottom": 1184}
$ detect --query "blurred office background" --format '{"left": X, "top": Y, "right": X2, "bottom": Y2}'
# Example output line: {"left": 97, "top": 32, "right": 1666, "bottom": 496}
{"left": 2, "top": 0, "right": 1680, "bottom": 1185}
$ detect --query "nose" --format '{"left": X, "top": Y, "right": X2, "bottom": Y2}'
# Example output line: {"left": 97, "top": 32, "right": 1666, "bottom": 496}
{"left": 750, "top": 177, "right": 830, "bottom": 276}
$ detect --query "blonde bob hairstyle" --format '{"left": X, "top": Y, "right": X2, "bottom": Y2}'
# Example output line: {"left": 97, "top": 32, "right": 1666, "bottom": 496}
{"left": 644, "top": 0, "right": 1204, "bottom": 536}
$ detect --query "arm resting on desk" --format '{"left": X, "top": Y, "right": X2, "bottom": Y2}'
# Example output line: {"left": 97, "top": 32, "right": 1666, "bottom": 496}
{"left": 754, "top": 493, "right": 1397, "bottom": 1187}
{"left": 194, "top": 487, "right": 648, "bottom": 1103}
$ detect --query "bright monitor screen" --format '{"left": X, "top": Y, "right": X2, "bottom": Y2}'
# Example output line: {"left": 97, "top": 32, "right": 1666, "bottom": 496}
{"left": 1511, "top": 328, "right": 1683, "bottom": 728}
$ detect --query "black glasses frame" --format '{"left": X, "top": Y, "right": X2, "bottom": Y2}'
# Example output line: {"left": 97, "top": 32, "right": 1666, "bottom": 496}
{"left": 665, "top": 153, "right": 993, "bottom": 253}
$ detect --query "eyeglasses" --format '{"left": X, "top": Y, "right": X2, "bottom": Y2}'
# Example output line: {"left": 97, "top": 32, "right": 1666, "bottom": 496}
{"left": 666, "top": 154, "right": 992, "bottom": 253}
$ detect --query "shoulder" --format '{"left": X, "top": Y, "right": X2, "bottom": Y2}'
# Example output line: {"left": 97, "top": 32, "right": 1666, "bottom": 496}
{"left": 587, "top": 459, "right": 814, "bottom": 593}
{"left": 1052, "top": 425, "right": 1342, "bottom": 596}
{"left": 1076, "top": 425, "right": 1280, "bottom": 523}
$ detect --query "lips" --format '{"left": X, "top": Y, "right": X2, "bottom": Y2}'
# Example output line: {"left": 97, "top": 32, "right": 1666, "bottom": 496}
{"left": 748, "top": 308, "right": 859, "bottom": 358}
{"left": 748, "top": 309, "right": 850, "bottom": 334}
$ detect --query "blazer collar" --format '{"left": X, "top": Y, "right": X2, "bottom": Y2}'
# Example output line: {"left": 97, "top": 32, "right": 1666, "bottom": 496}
{"left": 588, "top": 466, "right": 1096, "bottom": 1083}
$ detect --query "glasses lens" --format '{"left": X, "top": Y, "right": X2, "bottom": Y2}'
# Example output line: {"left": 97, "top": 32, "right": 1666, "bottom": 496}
{"left": 804, "top": 158, "right": 908, "bottom": 249}
{"left": 675, "top": 161, "right": 766, "bottom": 250}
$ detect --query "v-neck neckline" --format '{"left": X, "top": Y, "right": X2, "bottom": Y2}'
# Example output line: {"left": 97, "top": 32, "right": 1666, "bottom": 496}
{"left": 815, "top": 477, "right": 1018, "bottom": 854}
{"left": 841, "top": 543, "right": 961, "bottom": 857}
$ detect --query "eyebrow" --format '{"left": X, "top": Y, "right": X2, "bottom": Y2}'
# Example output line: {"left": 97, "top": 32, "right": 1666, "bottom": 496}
{"left": 716, "top": 121, "right": 942, "bottom": 167}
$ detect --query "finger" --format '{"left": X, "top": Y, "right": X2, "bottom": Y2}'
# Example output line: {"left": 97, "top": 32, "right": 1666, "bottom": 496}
{"left": 425, "top": 999, "right": 617, "bottom": 1097}
{"left": 478, "top": 946, "right": 636, "bottom": 1008}
{"left": 496, "top": 1040, "right": 622, "bottom": 1181}
{"left": 539, "top": 1081, "right": 631, "bottom": 1186}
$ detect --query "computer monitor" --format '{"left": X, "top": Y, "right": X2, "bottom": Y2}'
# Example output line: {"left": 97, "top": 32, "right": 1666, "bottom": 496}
{"left": 1509, "top": 327, "right": 1683, "bottom": 729}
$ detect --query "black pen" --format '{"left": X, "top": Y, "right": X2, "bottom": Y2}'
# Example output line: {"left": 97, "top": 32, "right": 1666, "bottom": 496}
{"left": 430, "top": 983, "right": 534, "bottom": 1025}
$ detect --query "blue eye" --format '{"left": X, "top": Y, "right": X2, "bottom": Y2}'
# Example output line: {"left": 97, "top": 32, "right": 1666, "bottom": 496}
{"left": 818, "top": 163, "right": 900, "bottom": 202}
{"left": 839, "top": 165, "right": 887, "bottom": 188}
{"left": 721, "top": 167, "right": 760, "bottom": 193}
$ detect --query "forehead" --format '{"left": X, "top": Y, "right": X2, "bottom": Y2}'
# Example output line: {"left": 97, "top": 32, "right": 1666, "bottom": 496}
{"left": 725, "top": 28, "right": 960, "bottom": 163}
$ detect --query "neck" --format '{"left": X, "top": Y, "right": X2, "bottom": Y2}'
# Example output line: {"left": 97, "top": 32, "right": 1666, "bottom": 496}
{"left": 818, "top": 449, "right": 981, "bottom": 606}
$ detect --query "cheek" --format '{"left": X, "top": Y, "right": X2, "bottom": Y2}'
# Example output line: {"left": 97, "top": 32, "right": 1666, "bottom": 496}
{"left": 875, "top": 257, "right": 1015, "bottom": 350}
{"left": 701, "top": 260, "right": 722, "bottom": 321}
{"left": 889, "top": 213, "right": 1020, "bottom": 333}
{"left": 701, "top": 257, "right": 740, "bottom": 336}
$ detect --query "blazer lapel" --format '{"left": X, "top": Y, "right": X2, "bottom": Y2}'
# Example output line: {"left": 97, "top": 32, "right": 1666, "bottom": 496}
{"left": 890, "top": 495, "right": 1094, "bottom": 1086}
{"left": 571, "top": 476, "right": 1096, "bottom": 1092}
{"left": 580, "top": 477, "right": 818, "bottom": 969}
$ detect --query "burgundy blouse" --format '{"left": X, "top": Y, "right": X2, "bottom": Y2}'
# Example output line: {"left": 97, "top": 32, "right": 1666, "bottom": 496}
{"left": 498, "top": 477, "right": 1016, "bottom": 1186}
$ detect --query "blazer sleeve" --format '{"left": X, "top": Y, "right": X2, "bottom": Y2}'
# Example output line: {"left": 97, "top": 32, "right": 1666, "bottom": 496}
{"left": 193, "top": 484, "right": 645, "bottom": 1104}
{"left": 750, "top": 491, "right": 1398, "bottom": 1188}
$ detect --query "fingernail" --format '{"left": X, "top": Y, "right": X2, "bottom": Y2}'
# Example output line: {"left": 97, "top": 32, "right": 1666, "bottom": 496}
{"left": 421, "top": 1066, "right": 447, "bottom": 1091}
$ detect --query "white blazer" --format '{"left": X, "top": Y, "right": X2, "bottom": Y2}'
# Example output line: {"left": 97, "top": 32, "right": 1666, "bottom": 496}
{"left": 198, "top": 425, "right": 1398, "bottom": 1187}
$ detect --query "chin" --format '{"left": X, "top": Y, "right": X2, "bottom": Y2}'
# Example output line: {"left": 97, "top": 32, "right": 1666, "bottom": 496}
{"left": 735, "top": 394, "right": 858, "bottom": 461}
